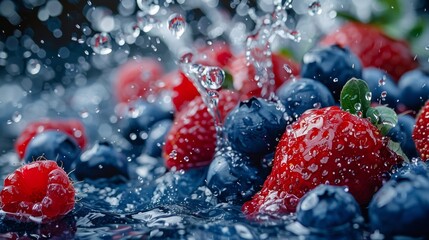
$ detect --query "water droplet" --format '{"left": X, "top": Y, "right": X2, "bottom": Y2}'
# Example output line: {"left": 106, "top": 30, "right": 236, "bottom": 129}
{"left": 308, "top": 1, "right": 322, "bottom": 16}
{"left": 167, "top": 14, "right": 186, "bottom": 39}
{"left": 179, "top": 52, "right": 194, "bottom": 65}
{"left": 80, "top": 111, "right": 89, "bottom": 118}
{"left": 287, "top": 30, "right": 301, "bottom": 42}
{"left": 425, "top": 45, "right": 429, "bottom": 51}
{"left": 283, "top": 64, "right": 292, "bottom": 73}
{"left": 12, "top": 112, "right": 22, "bottom": 123}
{"left": 137, "top": 11, "right": 158, "bottom": 33}
{"left": 26, "top": 59, "right": 41, "bottom": 75}
{"left": 90, "top": 32, "right": 112, "bottom": 55}
{"left": 136, "top": 0, "right": 160, "bottom": 15}
{"left": 378, "top": 75, "right": 386, "bottom": 86}
{"left": 354, "top": 103, "right": 361, "bottom": 111}
{"left": 333, "top": 77, "right": 339, "bottom": 82}
{"left": 200, "top": 67, "right": 225, "bottom": 90}
{"left": 365, "top": 92, "right": 372, "bottom": 101}
{"left": 169, "top": 150, "right": 177, "bottom": 159}
{"left": 381, "top": 91, "right": 387, "bottom": 98}
{"left": 313, "top": 102, "right": 321, "bottom": 109}
{"left": 115, "top": 32, "right": 126, "bottom": 46}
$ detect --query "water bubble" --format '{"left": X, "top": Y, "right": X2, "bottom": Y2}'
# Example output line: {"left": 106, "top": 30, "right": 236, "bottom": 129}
{"left": 381, "top": 91, "right": 387, "bottom": 98}
{"left": 365, "top": 92, "right": 372, "bottom": 101}
{"left": 167, "top": 14, "right": 186, "bottom": 39}
{"left": 26, "top": 59, "right": 41, "bottom": 75}
{"left": 200, "top": 67, "right": 225, "bottom": 90}
{"left": 90, "top": 32, "right": 112, "bottom": 55}
{"left": 136, "top": 0, "right": 160, "bottom": 15}
{"left": 333, "top": 77, "right": 339, "bottom": 82}
{"left": 308, "top": 1, "right": 322, "bottom": 16}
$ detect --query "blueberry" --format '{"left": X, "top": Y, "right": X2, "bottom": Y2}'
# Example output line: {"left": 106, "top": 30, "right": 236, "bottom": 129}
{"left": 369, "top": 174, "right": 429, "bottom": 237}
{"left": 142, "top": 119, "right": 173, "bottom": 158}
{"left": 24, "top": 130, "right": 81, "bottom": 172}
{"left": 398, "top": 69, "right": 429, "bottom": 111}
{"left": 362, "top": 67, "right": 400, "bottom": 109}
{"left": 206, "top": 148, "right": 265, "bottom": 204}
{"left": 277, "top": 78, "right": 335, "bottom": 123}
{"left": 224, "top": 97, "right": 286, "bottom": 156}
{"left": 390, "top": 158, "right": 429, "bottom": 180}
{"left": 387, "top": 115, "right": 419, "bottom": 159}
{"left": 296, "top": 185, "right": 363, "bottom": 232}
{"left": 118, "top": 98, "right": 174, "bottom": 145}
{"left": 73, "top": 141, "right": 129, "bottom": 182}
{"left": 301, "top": 44, "right": 363, "bottom": 100}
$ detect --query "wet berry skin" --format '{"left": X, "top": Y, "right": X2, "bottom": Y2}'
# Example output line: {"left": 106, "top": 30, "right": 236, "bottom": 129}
{"left": 15, "top": 119, "right": 86, "bottom": 159}
{"left": 369, "top": 174, "right": 429, "bottom": 237}
{"left": 118, "top": 99, "right": 174, "bottom": 146}
{"left": 301, "top": 44, "right": 362, "bottom": 101}
{"left": 0, "top": 160, "right": 75, "bottom": 222}
{"left": 297, "top": 185, "right": 363, "bottom": 231}
{"left": 224, "top": 97, "right": 287, "bottom": 156}
{"left": 362, "top": 67, "right": 401, "bottom": 109}
{"left": 390, "top": 158, "right": 429, "bottom": 180}
{"left": 277, "top": 78, "right": 335, "bottom": 124}
{"left": 398, "top": 69, "right": 429, "bottom": 112}
{"left": 387, "top": 115, "right": 419, "bottom": 159}
{"left": 73, "top": 142, "right": 129, "bottom": 182}
{"left": 24, "top": 131, "right": 81, "bottom": 172}
{"left": 142, "top": 119, "right": 173, "bottom": 158}
{"left": 413, "top": 100, "right": 429, "bottom": 160}
{"left": 243, "top": 107, "right": 401, "bottom": 216}
{"left": 206, "top": 148, "right": 264, "bottom": 204}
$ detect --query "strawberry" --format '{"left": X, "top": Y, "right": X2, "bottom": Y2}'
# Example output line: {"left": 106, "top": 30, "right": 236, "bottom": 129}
{"left": 163, "top": 90, "right": 239, "bottom": 170}
{"left": 115, "top": 58, "right": 164, "bottom": 103}
{"left": 0, "top": 160, "right": 75, "bottom": 222}
{"left": 228, "top": 52, "right": 300, "bottom": 99}
{"left": 320, "top": 22, "right": 418, "bottom": 81}
{"left": 242, "top": 106, "right": 401, "bottom": 216}
{"left": 413, "top": 100, "right": 429, "bottom": 160}
{"left": 155, "top": 70, "right": 200, "bottom": 111}
{"left": 15, "top": 119, "right": 87, "bottom": 160}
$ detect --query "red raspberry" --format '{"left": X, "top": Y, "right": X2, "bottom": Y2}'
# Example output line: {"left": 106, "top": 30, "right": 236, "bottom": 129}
{"left": 320, "top": 22, "right": 418, "bottom": 81}
{"left": 163, "top": 90, "right": 239, "bottom": 170}
{"left": 115, "top": 58, "right": 164, "bottom": 103}
{"left": 413, "top": 101, "right": 429, "bottom": 160}
{"left": 228, "top": 52, "right": 300, "bottom": 99}
{"left": 242, "top": 106, "right": 401, "bottom": 216}
{"left": 15, "top": 119, "right": 87, "bottom": 159}
{"left": 0, "top": 160, "right": 75, "bottom": 222}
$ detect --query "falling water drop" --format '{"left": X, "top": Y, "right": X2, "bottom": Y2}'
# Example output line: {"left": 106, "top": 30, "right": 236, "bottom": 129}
{"left": 200, "top": 67, "right": 225, "bottom": 90}
{"left": 308, "top": 1, "right": 322, "bottom": 16}
{"left": 90, "top": 32, "right": 112, "bottom": 55}
{"left": 167, "top": 14, "right": 186, "bottom": 39}
{"left": 26, "top": 59, "right": 41, "bottom": 75}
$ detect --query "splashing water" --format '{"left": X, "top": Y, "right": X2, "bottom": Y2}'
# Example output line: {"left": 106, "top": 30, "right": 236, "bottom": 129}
{"left": 168, "top": 14, "right": 186, "bottom": 39}
{"left": 91, "top": 32, "right": 112, "bottom": 55}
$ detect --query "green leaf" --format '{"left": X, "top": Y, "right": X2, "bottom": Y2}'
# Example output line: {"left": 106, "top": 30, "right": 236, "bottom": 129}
{"left": 340, "top": 78, "right": 371, "bottom": 117}
{"left": 371, "top": 0, "right": 402, "bottom": 25}
{"left": 222, "top": 70, "right": 235, "bottom": 90}
{"left": 388, "top": 140, "right": 409, "bottom": 163}
{"left": 366, "top": 106, "right": 398, "bottom": 136}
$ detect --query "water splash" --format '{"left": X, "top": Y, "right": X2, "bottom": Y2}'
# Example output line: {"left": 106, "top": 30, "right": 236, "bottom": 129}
{"left": 246, "top": 1, "right": 300, "bottom": 100}
{"left": 91, "top": 32, "right": 112, "bottom": 55}
{"left": 167, "top": 14, "right": 186, "bottom": 39}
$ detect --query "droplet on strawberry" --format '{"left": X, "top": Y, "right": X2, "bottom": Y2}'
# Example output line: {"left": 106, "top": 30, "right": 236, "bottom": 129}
{"left": 242, "top": 106, "right": 401, "bottom": 217}
{"left": 163, "top": 90, "right": 239, "bottom": 170}
{"left": 15, "top": 119, "right": 87, "bottom": 160}
{"left": 413, "top": 100, "right": 429, "bottom": 161}
{"left": 0, "top": 160, "right": 75, "bottom": 222}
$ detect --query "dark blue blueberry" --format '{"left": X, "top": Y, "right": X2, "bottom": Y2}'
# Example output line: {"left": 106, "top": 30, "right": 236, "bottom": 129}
{"left": 362, "top": 67, "right": 400, "bottom": 109}
{"left": 369, "top": 174, "right": 429, "bottom": 237}
{"left": 224, "top": 97, "right": 286, "bottom": 156}
{"left": 118, "top": 98, "right": 174, "bottom": 145}
{"left": 390, "top": 158, "right": 429, "bottom": 180}
{"left": 142, "top": 119, "right": 173, "bottom": 158}
{"left": 24, "top": 130, "right": 81, "bottom": 172}
{"left": 297, "top": 185, "right": 363, "bottom": 232}
{"left": 73, "top": 141, "right": 129, "bottom": 182}
{"left": 398, "top": 69, "right": 429, "bottom": 112}
{"left": 301, "top": 44, "right": 363, "bottom": 100}
{"left": 387, "top": 115, "right": 419, "bottom": 159}
{"left": 206, "top": 148, "right": 265, "bottom": 204}
{"left": 277, "top": 78, "right": 335, "bottom": 124}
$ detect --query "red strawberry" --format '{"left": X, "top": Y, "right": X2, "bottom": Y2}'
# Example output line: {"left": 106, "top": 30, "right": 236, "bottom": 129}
{"left": 228, "top": 52, "right": 300, "bottom": 99}
{"left": 242, "top": 106, "right": 401, "bottom": 216}
{"left": 115, "top": 58, "right": 164, "bottom": 103}
{"left": 163, "top": 90, "right": 239, "bottom": 170}
{"left": 15, "top": 119, "right": 87, "bottom": 159}
{"left": 196, "top": 41, "right": 234, "bottom": 67}
{"left": 0, "top": 160, "right": 75, "bottom": 222}
{"left": 155, "top": 70, "right": 200, "bottom": 111}
{"left": 320, "top": 22, "right": 418, "bottom": 81}
{"left": 413, "top": 100, "right": 429, "bottom": 160}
